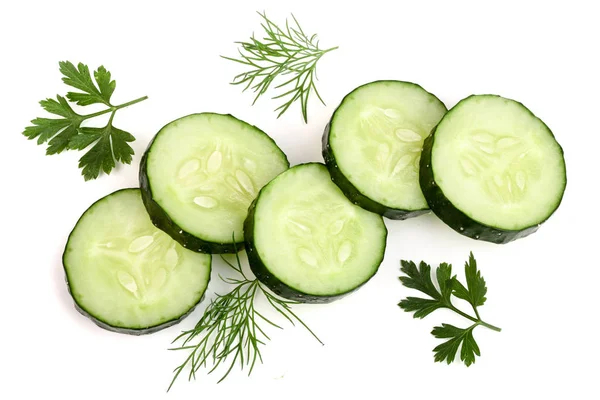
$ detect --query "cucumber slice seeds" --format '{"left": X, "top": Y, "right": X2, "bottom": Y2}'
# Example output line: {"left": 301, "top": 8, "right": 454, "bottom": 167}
{"left": 245, "top": 163, "right": 387, "bottom": 303}
{"left": 140, "top": 113, "right": 289, "bottom": 253}
{"left": 420, "top": 94, "right": 566, "bottom": 243}
{"left": 63, "top": 189, "right": 212, "bottom": 334}
{"left": 323, "top": 80, "right": 447, "bottom": 219}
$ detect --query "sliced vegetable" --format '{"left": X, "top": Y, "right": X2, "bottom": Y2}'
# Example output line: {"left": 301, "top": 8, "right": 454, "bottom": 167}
{"left": 140, "top": 113, "right": 289, "bottom": 253}
{"left": 244, "top": 163, "right": 387, "bottom": 303}
{"left": 323, "top": 80, "right": 447, "bottom": 219}
{"left": 420, "top": 94, "right": 566, "bottom": 243}
{"left": 63, "top": 188, "right": 211, "bottom": 335}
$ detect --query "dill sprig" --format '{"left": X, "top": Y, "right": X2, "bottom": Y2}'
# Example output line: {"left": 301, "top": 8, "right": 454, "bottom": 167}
{"left": 167, "top": 250, "right": 322, "bottom": 390}
{"left": 222, "top": 11, "right": 338, "bottom": 123}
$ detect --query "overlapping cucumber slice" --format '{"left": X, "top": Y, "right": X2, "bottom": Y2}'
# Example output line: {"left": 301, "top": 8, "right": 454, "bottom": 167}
{"left": 323, "top": 80, "right": 447, "bottom": 219}
{"left": 244, "top": 163, "right": 387, "bottom": 303}
{"left": 420, "top": 95, "right": 566, "bottom": 243}
{"left": 140, "top": 113, "right": 289, "bottom": 253}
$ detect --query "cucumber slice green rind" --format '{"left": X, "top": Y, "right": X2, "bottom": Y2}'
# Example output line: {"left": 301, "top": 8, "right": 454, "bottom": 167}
{"left": 140, "top": 113, "right": 289, "bottom": 254}
{"left": 420, "top": 133, "right": 538, "bottom": 243}
{"left": 63, "top": 189, "right": 212, "bottom": 335}
{"left": 140, "top": 137, "right": 243, "bottom": 254}
{"left": 323, "top": 80, "right": 447, "bottom": 220}
{"left": 244, "top": 163, "right": 388, "bottom": 303}
{"left": 323, "top": 123, "right": 429, "bottom": 220}
{"left": 245, "top": 196, "right": 335, "bottom": 303}
{"left": 420, "top": 94, "right": 567, "bottom": 244}
{"left": 67, "top": 291, "right": 207, "bottom": 336}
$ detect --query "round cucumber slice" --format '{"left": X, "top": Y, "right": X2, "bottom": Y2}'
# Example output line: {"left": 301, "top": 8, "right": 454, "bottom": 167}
{"left": 140, "top": 113, "right": 289, "bottom": 253}
{"left": 323, "top": 80, "right": 447, "bottom": 219}
{"left": 63, "top": 189, "right": 212, "bottom": 334}
{"left": 420, "top": 94, "right": 567, "bottom": 243}
{"left": 245, "top": 163, "right": 387, "bottom": 303}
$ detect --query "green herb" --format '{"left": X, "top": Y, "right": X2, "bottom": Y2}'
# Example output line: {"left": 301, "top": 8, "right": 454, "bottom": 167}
{"left": 168, "top": 249, "right": 322, "bottom": 390}
{"left": 398, "top": 252, "right": 501, "bottom": 366}
{"left": 222, "top": 11, "right": 338, "bottom": 123}
{"left": 23, "top": 61, "right": 148, "bottom": 181}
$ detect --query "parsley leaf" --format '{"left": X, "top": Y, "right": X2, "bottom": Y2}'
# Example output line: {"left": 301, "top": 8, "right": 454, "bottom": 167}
{"left": 399, "top": 260, "right": 441, "bottom": 299}
{"left": 24, "top": 95, "right": 83, "bottom": 154}
{"left": 398, "top": 253, "right": 500, "bottom": 367}
{"left": 60, "top": 61, "right": 114, "bottom": 106}
{"left": 23, "top": 61, "right": 147, "bottom": 181}
{"left": 452, "top": 252, "right": 488, "bottom": 312}
{"left": 72, "top": 115, "right": 135, "bottom": 181}
{"left": 398, "top": 261, "right": 455, "bottom": 318}
{"left": 437, "top": 262, "right": 454, "bottom": 303}
{"left": 432, "top": 324, "right": 481, "bottom": 367}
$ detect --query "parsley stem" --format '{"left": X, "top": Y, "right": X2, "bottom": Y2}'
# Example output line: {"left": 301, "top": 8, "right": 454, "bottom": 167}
{"left": 472, "top": 306, "right": 482, "bottom": 320}
{"left": 448, "top": 304, "right": 502, "bottom": 332}
{"left": 80, "top": 96, "right": 149, "bottom": 121}
{"left": 478, "top": 321, "right": 502, "bottom": 332}
{"left": 114, "top": 96, "right": 149, "bottom": 110}
{"left": 107, "top": 110, "right": 116, "bottom": 126}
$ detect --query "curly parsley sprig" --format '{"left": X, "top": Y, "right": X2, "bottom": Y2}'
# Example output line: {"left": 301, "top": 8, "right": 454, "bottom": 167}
{"left": 398, "top": 252, "right": 501, "bottom": 366}
{"left": 23, "top": 61, "right": 147, "bottom": 181}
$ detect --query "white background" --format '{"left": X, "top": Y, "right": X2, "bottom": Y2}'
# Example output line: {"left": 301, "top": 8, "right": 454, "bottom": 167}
{"left": 1, "top": 1, "right": 598, "bottom": 399}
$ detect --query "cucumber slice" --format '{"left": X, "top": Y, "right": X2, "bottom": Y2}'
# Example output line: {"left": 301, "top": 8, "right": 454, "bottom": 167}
{"left": 140, "top": 113, "right": 289, "bottom": 253}
{"left": 63, "top": 189, "right": 211, "bottom": 334}
{"left": 420, "top": 95, "right": 566, "bottom": 243}
{"left": 244, "top": 163, "right": 387, "bottom": 303}
{"left": 323, "top": 80, "right": 447, "bottom": 219}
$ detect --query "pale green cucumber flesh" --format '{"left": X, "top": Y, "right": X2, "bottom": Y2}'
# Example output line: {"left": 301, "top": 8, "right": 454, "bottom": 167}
{"left": 63, "top": 189, "right": 211, "bottom": 332}
{"left": 328, "top": 81, "right": 447, "bottom": 212}
{"left": 144, "top": 113, "right": 289, "bottom": 247}
{"left": 430, "top": 95, "right": 566, "bottom": 231}
{"left": 248, "top": 163, "right": 387, "bottom": 300}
